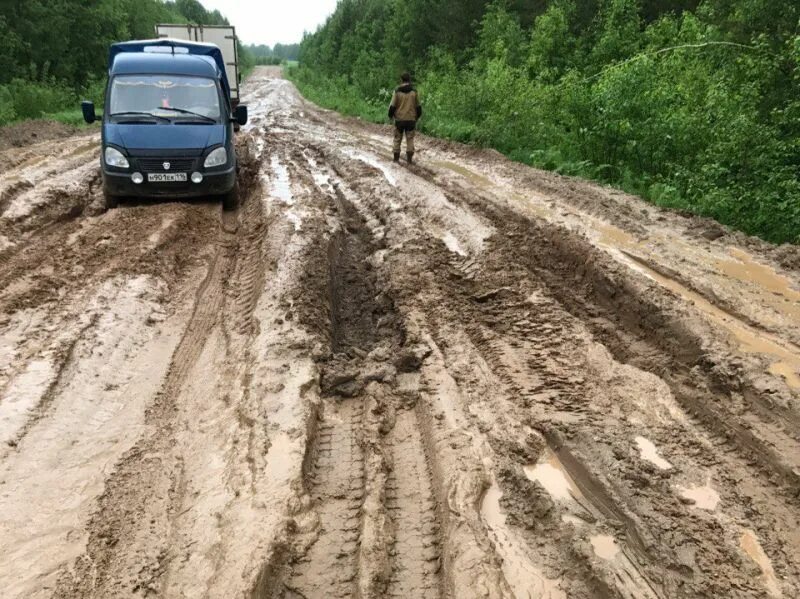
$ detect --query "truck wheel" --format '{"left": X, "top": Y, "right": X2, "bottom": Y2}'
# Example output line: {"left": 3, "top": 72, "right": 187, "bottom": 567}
{"left": 104, "top": 191, "right": 120, "bottom": 210}
{"left": 222, "top": 182, "right": 239, "bottom": 212}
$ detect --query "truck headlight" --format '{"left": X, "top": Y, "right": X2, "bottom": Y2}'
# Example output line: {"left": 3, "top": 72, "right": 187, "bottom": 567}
{"left": 104, "top": 146, "right": 129, "bottom": 169}
{"left": 204, "top": 147, "right": 227, "bottom": 168}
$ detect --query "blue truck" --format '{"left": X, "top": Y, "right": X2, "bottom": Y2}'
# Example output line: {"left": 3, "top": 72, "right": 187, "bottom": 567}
{"left": 81, "top": 38, "right": 248, "bottom": 211}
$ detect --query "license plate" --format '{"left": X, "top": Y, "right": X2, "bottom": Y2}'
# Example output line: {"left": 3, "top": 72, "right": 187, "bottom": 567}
{"left": 148, "top": 173, "right": 187, "bottom": 183}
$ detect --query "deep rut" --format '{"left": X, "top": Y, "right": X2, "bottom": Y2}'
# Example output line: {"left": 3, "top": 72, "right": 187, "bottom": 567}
{"left": 287, "top": 400, "right": 366, "bottom": 598}
{"left": 385, "top": 408, "right": 441, "bottom": 598}
{"left": 280, "top": 171, "right": 445, "bottom": 598}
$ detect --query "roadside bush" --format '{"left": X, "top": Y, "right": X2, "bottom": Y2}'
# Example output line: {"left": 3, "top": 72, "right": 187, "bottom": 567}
{"left": 292, "top": 0, "right": 800, "bottom": 243}
{"left": 0, "top": 86, "right": 16, "bottom": 124}
{"left": 7, "top": 78, "right": 77, "bottom": 121}
{"left": 288, "top": 66, "right": 386, "bottom": 123}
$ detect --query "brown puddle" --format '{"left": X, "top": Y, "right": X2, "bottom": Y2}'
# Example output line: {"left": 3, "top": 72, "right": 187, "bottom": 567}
{"left": 622, "top": 254, "right": 800, "bottom": 390}
{"left": 14, "top": 155, "right": 48, "bottom": 171}
{"left": 635, "top": 436, "right": 673, "bottom": 470}
{"left": 66, "top": 142, "right": 98, "bottom": 158}
{"left": 715, "top": 248, "right": 800, "bottom": 322}
{"left": 590, "top": 534, "right": 620, "bottom": 560}
{"left": 433, "top": 161, "right": 492, "bottom": 188}
{"left": 481, "top": 478, "right": 566, "bottom": 598}
{"left": 677, "top": 482, "right": 720, "bottom": 511}
{"left": 524, "top": 449, "right": 584, "bottom": 503}
{"left": 740, "top": 529, "right": 782, "bottom": 597}
{"left": 597, "top": 223, "right": 640, "bottom": 250}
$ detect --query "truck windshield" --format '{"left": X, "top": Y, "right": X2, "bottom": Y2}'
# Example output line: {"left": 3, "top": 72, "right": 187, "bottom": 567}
{"left": 109, "top": 75, "right": 221, "bottom": 121}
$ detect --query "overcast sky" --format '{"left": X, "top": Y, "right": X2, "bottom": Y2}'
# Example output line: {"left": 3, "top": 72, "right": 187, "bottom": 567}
{"left": 200, "top": 0, "right": 339, "bottom": 46}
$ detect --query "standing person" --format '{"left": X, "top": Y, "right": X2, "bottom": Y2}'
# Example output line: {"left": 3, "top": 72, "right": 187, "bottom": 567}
{"left": 389, "top": 72, "right": 422, "bottom": 164}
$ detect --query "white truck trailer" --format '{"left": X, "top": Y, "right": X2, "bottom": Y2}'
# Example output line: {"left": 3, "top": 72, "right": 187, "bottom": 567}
{"left": 155, "top": 24, "right": 241, "bottom": 108}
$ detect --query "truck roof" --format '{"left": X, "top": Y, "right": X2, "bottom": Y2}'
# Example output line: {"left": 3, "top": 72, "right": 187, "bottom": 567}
{"left": 109, "top": 39, "right": 231, "bottom": 101}
{"left": 110, "top": 53, "right": 220, "bottom": 78}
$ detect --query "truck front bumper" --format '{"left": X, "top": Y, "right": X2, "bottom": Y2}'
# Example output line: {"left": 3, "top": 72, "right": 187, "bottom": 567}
{"left": 103, "top": 166, "right": 236, "bottom": 198}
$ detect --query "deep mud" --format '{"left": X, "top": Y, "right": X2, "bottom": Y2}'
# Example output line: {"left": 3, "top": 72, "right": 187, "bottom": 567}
{"left": 0, "top": 120, "right": 82, "bottom": 153}
{"left": 1, "top": 66, "right": 799, "bottom": 598}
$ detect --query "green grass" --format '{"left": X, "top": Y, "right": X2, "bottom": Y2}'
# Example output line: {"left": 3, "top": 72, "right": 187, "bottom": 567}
{"left": 286, "top": 66, "right": 386, "bottom": 123}
{"left": 287, "top": 64, "right": 800, "bottom": 245}
{"left": 40, "top": 110, "right": 96, "bottom": 127}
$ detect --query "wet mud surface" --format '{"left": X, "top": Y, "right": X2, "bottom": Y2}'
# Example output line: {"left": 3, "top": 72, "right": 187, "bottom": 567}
{"left": 1, "top": 67, "right": 799, "bottom": 598}
{"left": 0, "top": 120, "right": 82, "bottom": 153}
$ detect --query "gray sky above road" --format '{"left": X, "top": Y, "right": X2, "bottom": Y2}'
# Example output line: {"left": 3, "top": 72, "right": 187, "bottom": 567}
{"left": 201, "top": 0, "right": 338, "bottom": 46}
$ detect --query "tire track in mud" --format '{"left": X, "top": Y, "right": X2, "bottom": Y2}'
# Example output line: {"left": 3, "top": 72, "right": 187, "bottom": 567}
{"left": 311, "top": 140, "right": 800, "bottom": 596}
{"left": 422, "top": 168, "right": 800, "bottom": 497}
{"left": 277, "top": 157, "right": 445, "bottom": 598}
{"left": 50, "top": 145, "right": 260, "bottom": 597}
{"left": 428, "top": 187, "right": 800, "bottom": 595}
{"left": 0, "top": 312, "right": 98, "bottom": 452}
{"left": 52, "top": 220, "right": 235, "bottom": 597}
{"left": 287, "top": 400, "right": 366, "bottom": 598}
{"left": 385, "top": 408, "right": 442, "bottom": 598}
{"left": 8, "top": 70, "right": 800, "bottom": 598}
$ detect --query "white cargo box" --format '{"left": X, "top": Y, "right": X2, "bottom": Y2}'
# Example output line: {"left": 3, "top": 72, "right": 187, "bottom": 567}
{"left": 156, "top": 24, "right": 240, "bottom": 104}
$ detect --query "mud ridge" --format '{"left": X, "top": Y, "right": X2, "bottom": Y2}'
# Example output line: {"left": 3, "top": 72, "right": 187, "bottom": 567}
{"left": 440, "top": 184, "right": 800, "bottom": 498}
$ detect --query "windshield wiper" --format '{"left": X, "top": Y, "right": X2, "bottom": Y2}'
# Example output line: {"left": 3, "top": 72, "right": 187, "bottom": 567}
{"left": 156, "top": 107, "right": 216, "bottom": 123}
{"left": 109, "top": 111, "right": 171, "bottom": 122}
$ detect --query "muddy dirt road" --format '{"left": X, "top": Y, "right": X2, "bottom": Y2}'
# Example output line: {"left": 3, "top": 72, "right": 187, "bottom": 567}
{"left": 2, "top": 66, "right": 800, "bottom": 598}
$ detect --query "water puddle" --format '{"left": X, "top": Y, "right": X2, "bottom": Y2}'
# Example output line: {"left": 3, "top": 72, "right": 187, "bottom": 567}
{"left": 442, "top": 232, "right": 467, "bottom": 256}
{"left": 433, "top": 160, "right": 492, "bottom": 187}
{"left": 719, "top": 248, "right": 800, "bottom": 301}
{"left": 597, "top": 223, "right": 640, "bottom": 250}
{"left": 677, "top": 482, "right": 720, "bottom": 511}
{"left": 622, "top": 253, "right": 800, "bottom": 389}
{"left": 268, "top": 155, "right": 294, "bottom": 205}
{"left": 634, "top": 436, "right": 672, "bottom": 470}
{"left": 66, "top": 142, "right": 97, "bottom": 158}
{"left": 590, "top": 534, "right": 620, "bottom": 560}
{"left": 14, "top": 154, "right": 47, "bottom": 172}
{"left": 740, "top": 529, "right": 782, "bottom": 597}
{"left": 524, "top": 449, "right": 659, "bottom": 598}
{"left": 304, "top": 154, "right": 333, "bottom": 192}
{"left": 287, "top": 212, "right": 302, "bottom": 232}
{"left": 481, "top": 478, "right": 566, "bottom": 599}
{"left": 524, "top": 449, "right": 583, "bottom": 503}
{"left": 715, "top": 248, "right": 800, "bottom": 323}
{"left": 343, "top": 149, "right": 397, "bottom": 186}
{"left": 507, "top": 192, "right": 558, "bottom": 223}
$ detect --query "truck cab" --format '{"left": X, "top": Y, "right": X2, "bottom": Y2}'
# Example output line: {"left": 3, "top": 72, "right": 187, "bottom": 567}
{"left": 81, "top": 39, "right": 248, "bottom": 210}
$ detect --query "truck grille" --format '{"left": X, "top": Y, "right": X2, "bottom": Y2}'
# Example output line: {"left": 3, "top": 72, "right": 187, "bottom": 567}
{"left": 138, "top": 158, "right": 195, "bottom": 172}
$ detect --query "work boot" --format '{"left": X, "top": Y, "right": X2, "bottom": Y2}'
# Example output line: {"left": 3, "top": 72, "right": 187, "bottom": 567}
{"left": 393, "top": 152, "right": 400, "bottom": 163}
{"left": 406, "top": 151, "right": 414, "bottom": 164}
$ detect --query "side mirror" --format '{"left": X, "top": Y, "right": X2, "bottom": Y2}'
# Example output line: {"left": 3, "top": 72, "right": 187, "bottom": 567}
{"left": 81, "top": 100, "right": 96, "bottom": 124}
{"left": 234, "top": 104, "right": 248, "bottom": 126}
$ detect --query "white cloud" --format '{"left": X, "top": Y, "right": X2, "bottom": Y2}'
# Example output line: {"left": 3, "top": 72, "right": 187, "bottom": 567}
{"left": 200, "top": 0, "right": 338, "bottom": 46}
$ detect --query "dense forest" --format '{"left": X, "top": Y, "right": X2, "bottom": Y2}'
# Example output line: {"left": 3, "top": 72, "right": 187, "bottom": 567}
{"left": 246, "top": 43, "right": 301, "bottom": 65}
{"left": 0, "top": 0, "right": 251, "bottom": 125}
{"left": 290, "top": 0, "right": 800, "bottom": 244}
